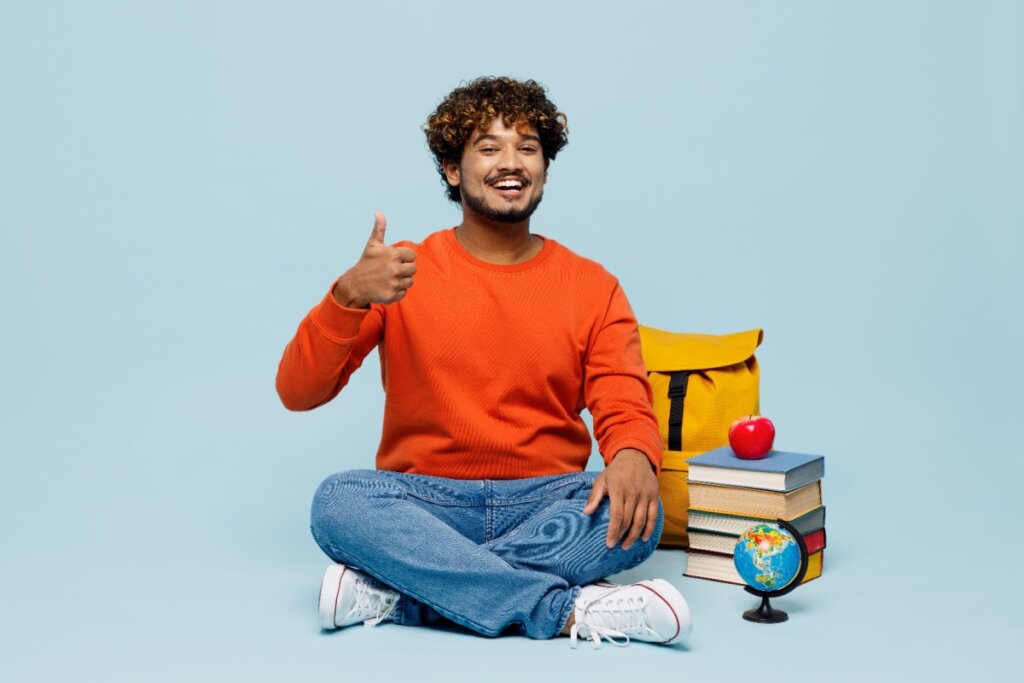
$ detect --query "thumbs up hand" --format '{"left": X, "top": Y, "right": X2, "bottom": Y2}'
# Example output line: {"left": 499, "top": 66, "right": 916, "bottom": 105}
{"left": 332, "top": 212, "right": 417, "bottom": 309}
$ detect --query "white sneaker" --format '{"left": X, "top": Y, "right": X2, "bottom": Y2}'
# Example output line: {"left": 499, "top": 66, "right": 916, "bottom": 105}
{"left": 570, "top": 579, "right": 692, "bottom": 648}
{"left": 318, "top": 563, "right": 399, "bottom": 630}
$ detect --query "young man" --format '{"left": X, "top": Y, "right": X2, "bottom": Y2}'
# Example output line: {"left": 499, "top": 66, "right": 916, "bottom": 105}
{"left": 276, "top": 77, "right": 692, "bottom": 648}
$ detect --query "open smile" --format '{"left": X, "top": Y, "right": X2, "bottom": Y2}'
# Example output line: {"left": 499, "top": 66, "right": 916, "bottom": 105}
{"left": 489, "top": 177, "right": 528, "bottom": 199}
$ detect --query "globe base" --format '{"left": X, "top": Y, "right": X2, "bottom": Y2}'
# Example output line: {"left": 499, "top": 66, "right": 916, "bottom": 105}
{"left": 742, "top": 595, "right": 788, "bottom": 624}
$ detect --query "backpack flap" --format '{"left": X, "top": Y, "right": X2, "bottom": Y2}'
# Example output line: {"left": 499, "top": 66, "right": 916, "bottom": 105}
{"left": 638, "top": 327, "right": 764, "bottom": 373}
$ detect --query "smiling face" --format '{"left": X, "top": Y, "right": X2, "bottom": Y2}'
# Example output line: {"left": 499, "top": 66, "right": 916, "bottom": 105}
{"left": 443, "top": 118, "right": 548, "bottom": 224}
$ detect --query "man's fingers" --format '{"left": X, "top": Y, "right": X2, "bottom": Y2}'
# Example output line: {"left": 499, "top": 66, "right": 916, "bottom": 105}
{"left": 621, "top": 501, "right": 648, "bottom": 550}
{"left": 368, "top": 212, "right": 387, "bottom": 245}
{"left": 395, "top": 246, "right": 416, "bottom": 262}
{"left": 397, "top": 262, "right": 417, "bottom": 278}
{"left": 611, "top": 496, "right": 637, "bottom": 548}
{"left": 606, "top": 494, "right": 628, "bottom": 547}
{"left": 642, "top": 500, "right": 659, "bottom": 541}
{"left": 582, "top": 478, "right": 607, "bottom": 515}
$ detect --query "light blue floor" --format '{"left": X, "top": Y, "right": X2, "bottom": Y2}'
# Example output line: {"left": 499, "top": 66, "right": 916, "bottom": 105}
{"left": 4, "top": 465, "right": 1015, "bottom": 682}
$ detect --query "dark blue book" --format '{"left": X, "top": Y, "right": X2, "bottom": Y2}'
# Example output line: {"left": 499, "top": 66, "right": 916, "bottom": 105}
{"left": 686, "top": 446, "right": 824, "bottom": 492}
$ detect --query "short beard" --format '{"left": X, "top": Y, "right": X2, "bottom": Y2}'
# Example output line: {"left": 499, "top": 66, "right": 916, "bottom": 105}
{"left": 460, "top": 181, "right": 544, "bottom": 224}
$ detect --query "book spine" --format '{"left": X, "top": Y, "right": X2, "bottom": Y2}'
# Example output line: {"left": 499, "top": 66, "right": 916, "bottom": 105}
{"left": 803, "top": 528, "right": 826, "bottom": 555}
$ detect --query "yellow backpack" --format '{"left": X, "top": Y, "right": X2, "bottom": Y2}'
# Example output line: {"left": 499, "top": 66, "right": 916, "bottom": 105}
{"left": 638, "top": 326, "right": 764, "bottom": 548}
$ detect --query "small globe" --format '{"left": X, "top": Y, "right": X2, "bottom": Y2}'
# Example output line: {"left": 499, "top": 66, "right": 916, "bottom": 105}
{"left": 733, "top": 523, "right": 803, "bottom": 593}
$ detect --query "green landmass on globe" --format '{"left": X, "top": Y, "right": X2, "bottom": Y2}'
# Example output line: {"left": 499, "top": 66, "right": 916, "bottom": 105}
{"left": 733, "top": 523, "right": 802, "bottom": 592}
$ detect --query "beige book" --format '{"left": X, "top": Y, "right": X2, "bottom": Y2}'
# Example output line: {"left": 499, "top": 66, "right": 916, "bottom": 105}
{"left": 688, "top": 531, "right": 741, "bottom": 555}
{"left": 688, "top": 480, "right": 822, "bottom": 519}
{"left": 688, "top": 506, "right": 826, "bottom": 537}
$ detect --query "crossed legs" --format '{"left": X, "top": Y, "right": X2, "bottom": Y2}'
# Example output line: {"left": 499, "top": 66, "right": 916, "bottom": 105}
{"left": 309, "top": 469, "right": 663, "bottom": 639}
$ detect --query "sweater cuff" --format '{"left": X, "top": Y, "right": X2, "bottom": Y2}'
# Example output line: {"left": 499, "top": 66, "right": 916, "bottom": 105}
{"left": 604, "top": 439, "right": 663, "bottom": 476}
{"left": 311, "top": 280, "right": 371, "bottom": 342}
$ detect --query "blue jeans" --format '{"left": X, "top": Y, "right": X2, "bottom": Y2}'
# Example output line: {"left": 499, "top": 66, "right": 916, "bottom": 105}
{"left": 310, "top": 469, "right": 663, "bottom": 639}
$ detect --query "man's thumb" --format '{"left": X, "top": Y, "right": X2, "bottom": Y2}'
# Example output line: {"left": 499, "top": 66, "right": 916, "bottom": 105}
{"left": 368, "top": 211, "right": 387, "bottom": 245}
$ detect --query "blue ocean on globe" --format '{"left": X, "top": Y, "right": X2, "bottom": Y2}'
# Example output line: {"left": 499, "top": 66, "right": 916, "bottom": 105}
{"left": 733, "top": 523, "right": 802, "bottom": 592}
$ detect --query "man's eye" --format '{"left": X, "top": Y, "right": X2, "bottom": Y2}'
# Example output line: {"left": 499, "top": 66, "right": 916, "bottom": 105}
{"left": 480, "top": 147, "right": 498, "bottom": 153}
{"left": 519, "top": 146, "right": 537, "bottom": 153}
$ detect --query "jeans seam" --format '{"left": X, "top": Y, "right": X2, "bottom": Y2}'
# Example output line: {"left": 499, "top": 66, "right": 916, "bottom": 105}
{"left": 489, "top": 473, "right": 595, "bottom": 506}
{"left": 404, "top": 492, "right": 482, "bottom": 507}
{"left": 484, "top": 480, "right": 494, "bottom": 542}
{"left": 556, "top": 585, "right": 581, "bottom": 638}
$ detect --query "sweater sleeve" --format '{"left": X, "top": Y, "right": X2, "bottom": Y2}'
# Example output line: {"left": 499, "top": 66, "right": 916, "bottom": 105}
{"left": 275, "top": 279, "right": 385, "bottom": 411}
{"left": 583, "top": 281, "right": 664, "bottom": 474}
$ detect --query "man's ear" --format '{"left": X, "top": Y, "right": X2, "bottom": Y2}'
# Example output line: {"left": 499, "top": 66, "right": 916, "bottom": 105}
{"left": 442, "top": 160, "right": 460, "bottom": 188}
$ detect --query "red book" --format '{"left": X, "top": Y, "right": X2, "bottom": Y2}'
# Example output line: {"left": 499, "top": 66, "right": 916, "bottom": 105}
{"left": 802, "top": 528, "right": 826, "bottom": 555}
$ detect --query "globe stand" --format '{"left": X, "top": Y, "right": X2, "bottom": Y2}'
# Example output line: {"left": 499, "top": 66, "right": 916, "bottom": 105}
{"left": 738, "top": 519, "right": 809, "bottom": 624}
{"left": 743, "top": 594, "right": 788, "bottom": 623}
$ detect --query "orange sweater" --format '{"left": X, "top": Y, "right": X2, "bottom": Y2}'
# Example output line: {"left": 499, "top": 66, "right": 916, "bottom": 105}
{"left": 276, "top": 228, "right": 663, "bottom": 479}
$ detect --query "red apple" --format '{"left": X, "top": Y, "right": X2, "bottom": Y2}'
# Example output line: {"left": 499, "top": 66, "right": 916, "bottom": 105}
{"left": 728, "top": 415, "right": 776, "bottom": 459}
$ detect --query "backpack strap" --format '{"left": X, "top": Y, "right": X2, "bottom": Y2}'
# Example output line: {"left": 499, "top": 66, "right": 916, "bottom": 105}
{"left": 667, "top": 371, "right": 691, "bottom": 452}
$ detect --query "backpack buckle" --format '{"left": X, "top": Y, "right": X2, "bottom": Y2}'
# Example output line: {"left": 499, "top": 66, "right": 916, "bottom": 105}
{"left": 668, "top": 372, "right": 690, "bottom": 398}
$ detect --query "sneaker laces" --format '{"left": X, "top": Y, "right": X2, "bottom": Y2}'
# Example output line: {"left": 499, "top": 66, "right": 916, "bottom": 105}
{"left": 346, "top": 576, "right": 398, "bottom": 628}
{"left": 570, "top": 586, "right": 662, "bottom": 649}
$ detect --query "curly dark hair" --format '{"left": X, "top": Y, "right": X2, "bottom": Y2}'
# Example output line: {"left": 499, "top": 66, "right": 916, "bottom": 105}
{"left": 424, "top": 76, "right": 569, "bottom": 203}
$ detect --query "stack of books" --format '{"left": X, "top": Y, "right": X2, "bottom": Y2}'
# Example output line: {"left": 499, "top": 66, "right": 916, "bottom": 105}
{"left": 683, "top": 446, "right": 826, "bottom": 586}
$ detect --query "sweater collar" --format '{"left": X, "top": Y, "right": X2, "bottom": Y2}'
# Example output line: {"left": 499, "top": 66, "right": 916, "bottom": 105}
{"left": 443, "top": 227, "right": 556, "bottom": 272}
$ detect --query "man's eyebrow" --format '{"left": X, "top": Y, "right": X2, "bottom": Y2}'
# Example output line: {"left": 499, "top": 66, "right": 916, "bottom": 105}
{"left": 473, "top": 134, "right": 541, "bottom": 145}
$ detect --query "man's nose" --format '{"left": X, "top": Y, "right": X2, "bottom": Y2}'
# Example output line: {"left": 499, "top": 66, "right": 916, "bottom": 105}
{"left": 496, "top": 144, "right": 524, "bottom": 171}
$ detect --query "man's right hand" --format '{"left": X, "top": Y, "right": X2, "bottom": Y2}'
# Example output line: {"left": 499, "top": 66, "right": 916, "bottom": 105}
{"left": 332, "top": 212, "right": 417, "bottom": 309}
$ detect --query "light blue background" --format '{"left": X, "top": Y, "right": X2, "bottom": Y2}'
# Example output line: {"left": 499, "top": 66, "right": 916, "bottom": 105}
{"left": 2, "top": 1, "right": 1021, "bottom": 680}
